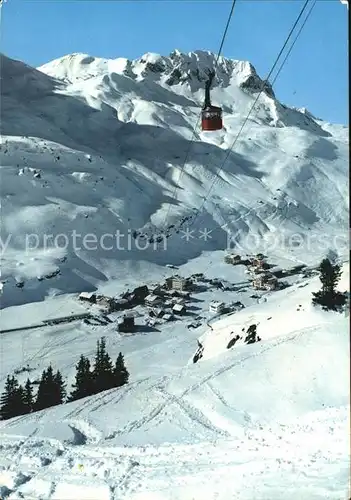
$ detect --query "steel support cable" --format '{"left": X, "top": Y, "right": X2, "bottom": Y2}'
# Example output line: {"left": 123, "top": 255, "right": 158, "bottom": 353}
{"left": 161, "top": 0, "right": 238, "bottom": 231}
{"left": 183, "top": 0, "right": 311, "bottom": 235}
{"left": 260, "top": 0, "right": 318, "bottom": 245}
{"left": 271, "top": 0, "right": 317, "bottom": 88}
{"left": 213, "top": 0, "right": 317, "bottom": 251}
{"left": 196, "top": 0, "right": 317, "bottom": 280}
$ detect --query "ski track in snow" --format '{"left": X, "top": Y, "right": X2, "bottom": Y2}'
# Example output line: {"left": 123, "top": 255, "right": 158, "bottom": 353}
{"left": 0, "top": 405, "right": 348, "bottom": 499}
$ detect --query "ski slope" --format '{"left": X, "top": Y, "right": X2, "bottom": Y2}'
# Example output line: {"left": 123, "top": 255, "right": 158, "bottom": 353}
{"left": 0, "top": 263, "right": 349, "bottom": 499}
{"left": 198, "top": 259, "right": 350, "bottom": 361}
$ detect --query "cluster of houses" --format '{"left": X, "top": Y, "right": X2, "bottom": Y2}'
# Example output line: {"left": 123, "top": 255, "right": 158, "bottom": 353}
{"left": 224, "top": 253, "right": 279, "bottom": 291}
{"left": 78, "top": 285, "right": 149, "bottom": 314}
{"left": 78, "top": 275, "right": 193, "bottom": 332}
{"left": 77, "top": 267, "right": 263, "bottom": 334}
{"left": 143, "top": 275, "right": 192, "bottom": 326}
{"left": 248, "top": 257, "right": 279, "bottom": 291}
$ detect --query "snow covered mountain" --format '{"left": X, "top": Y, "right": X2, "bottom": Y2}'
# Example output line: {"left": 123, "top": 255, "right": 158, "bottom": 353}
{"left": 0, "top": 50, "right": 348, "bottom": 308}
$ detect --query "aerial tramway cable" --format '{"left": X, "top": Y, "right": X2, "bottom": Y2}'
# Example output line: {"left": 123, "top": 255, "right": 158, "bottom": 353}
{"left": 193, "top": 0, "right": 319, "bottom": 279}
{"left": 181, "top": 0, "right": 312, "bottom": 237}
{"left": 271, "top": 0, "right": 317, "bottom": 88}
{"left": 161, "top": 0, "right": 238, "bottom": 231}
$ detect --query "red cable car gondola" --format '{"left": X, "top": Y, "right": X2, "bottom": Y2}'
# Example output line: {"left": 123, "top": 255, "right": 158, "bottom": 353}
{"left": 201, "top": 70, "right": 223, "bottom": 131}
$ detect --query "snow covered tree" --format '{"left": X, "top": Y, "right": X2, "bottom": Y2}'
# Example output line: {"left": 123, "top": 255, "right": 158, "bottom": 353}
{"left": 312, "top": 258, "right": 347, "bottom": 311}
{"left": 92, "top": 337, "right": 114, "bottom": 393}
{"left": 69, "top": 355, "right": 93, "bottom": 401}
{"left": 113, "top": 352, "right": 129, "bottom": 388}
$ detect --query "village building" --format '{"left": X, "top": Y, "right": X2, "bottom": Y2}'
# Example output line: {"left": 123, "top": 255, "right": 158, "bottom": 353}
{"left": 248, "top": 265, "right": 265, "bottom": 275}
{"left": 112, "top": 298, "right": 130, "bottom": 310}
{"left": 118, "top": 313, "right": 135, "bottom": 333}
{"left": 149, "top": 284, "right": 164, "bottom": 296}
{"left": 146, "top": 317, "right": 157, "bottom": 327}
{"left": 252, "top": 277, "right": 262, "bottom": 290}
{"left": 149, "top": 308, "right": 165, "bottom": 318}
{"left": 191, "top": 272, "right": 205, "bottom": 280}
{"left": 209, "top": 300, "right": 225, "bottom": 314}
{"left": 92, "top": 295, "right": 129, "bottom": 314}
{"left": 172, "top": 303, "right": 186, "bottom": 315}
{"left": 78, "top": 291, "right": 97, "bottom": 303}
{"left": 209, "top": 279, "right": 225, "bottom": 290}
{"left": 253, "top": 274, "right": 278, "bottom": 291}
{"left": 131, "top": 285, "right": 149, "bottom": 302}
{"left": 232, "top": 301, "right": 245, "bottom": 310}
{"left": 166, "top": 275, "right": 192, "bottom": 292}
{"left": 95, "top": 296, "right": 113, "bottom": 313}
{"left": 121, "top": 285, "right": 149, "bottom": 306}
{"left": 224, "top": 254, "right": 242, "bottom": 265}
{"left": 251, "top": 257, "right": 265, "bottom": 269}
{"left": 145, "top": 293, "right": 163, "bottom": 306}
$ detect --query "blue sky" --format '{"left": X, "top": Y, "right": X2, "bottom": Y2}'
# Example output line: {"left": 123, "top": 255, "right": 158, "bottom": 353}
{"left": 1, "top": 0, "right": 348, "bottom": 124}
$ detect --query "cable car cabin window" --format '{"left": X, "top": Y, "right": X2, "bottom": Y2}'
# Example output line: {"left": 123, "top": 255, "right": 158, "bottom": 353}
{"left": 202, "top": 110, "right": 222, "bottom": 120}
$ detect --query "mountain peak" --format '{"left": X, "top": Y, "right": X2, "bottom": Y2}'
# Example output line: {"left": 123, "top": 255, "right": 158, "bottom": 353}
{"left": 36, "top": 49, "right": 331, "bottom": 135}
{"left": 37, "top": 49, "right": 273, "bottom": 98}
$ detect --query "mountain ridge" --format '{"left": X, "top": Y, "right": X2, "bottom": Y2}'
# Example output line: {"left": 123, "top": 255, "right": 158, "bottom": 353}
{"left": 0, "top": 51, "right": 348, "bottom": 307}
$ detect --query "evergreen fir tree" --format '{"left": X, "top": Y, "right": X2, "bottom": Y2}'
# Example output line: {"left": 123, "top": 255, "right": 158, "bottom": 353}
{"left": 0, "top": 375, "right": 29, "bottom": 419}
{"left": 312, "top": 258, "right": 347, "bottom": 310}
{"left": 92, "top": 338, "right": 102, "bottom": 394}
{"left": 113, "top": 352, "right": 129, "bottom": 388}
{"left": 0, "top": 375, "right": 19, "bottom": 420}
{"left": 68, "top": 355, "right": 93, "bottom": 402}
{"left": 23, "top": 378, "right": 34, "bottom": 413}
{"left": 35, "top": 366, "right": 52, "bottom": 411}
{"left": 13, "top": 384, "right": 28, "bottom": 416}
{"left": 35, "top": 364, "right": 66, "bottom": 410}
{"left": 92, "top": 337, "right": 115, "bottom": 393}
{"left": 53, "top": 370, "right": 66, "bottom": 404}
